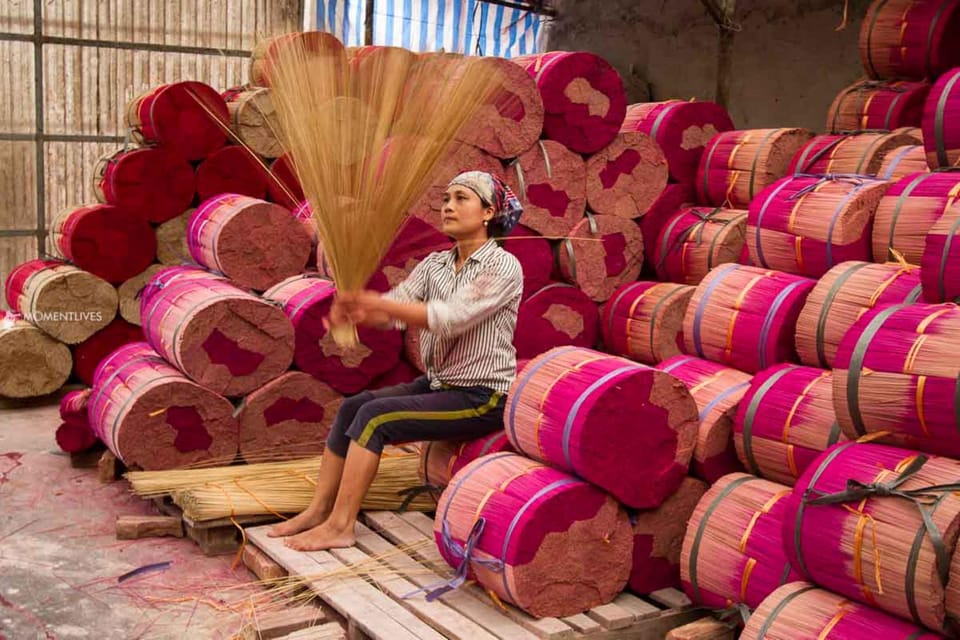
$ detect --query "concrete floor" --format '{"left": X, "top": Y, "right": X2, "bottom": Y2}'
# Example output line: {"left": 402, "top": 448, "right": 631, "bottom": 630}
{"left": 0, "top": 396, "right": 267, "bottom": 640}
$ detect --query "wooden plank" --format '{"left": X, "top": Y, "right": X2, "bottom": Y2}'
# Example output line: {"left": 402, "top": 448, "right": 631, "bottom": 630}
{"left": 560, "top": 614, "right": 601, "bottom": 634}
{"left": 98, "top": 449, "right": 119, "bottom": 483}
{"left": 277, "top": 623, "right": 346, "bottom": 640}
{"left": 115, "top": 515, "right": 184, "bottom": 540}
{"left": 666, "top": 618, "right": 734, "bottom": 640}
{"left": 240, "top": 606, "right": 327, "bottom": 640}
{"left": 242, "top": 543, "right": 289, "bottom": 582}
{"left": 584, "top": 602, "right": 635, "bottom": 630}
{"left": 610, "top": 593, "right": 660, "bottom": 621}
{"left": 598, "top": 609, "right": 707, "bottom": 640}
{"left": 649, "top": 589, "right": 693, "bottom": 611}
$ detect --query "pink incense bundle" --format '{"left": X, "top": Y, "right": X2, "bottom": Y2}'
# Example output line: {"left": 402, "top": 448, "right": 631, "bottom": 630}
{"left": 408, "top": 143, "right": 504, "bottom": 231}
{"left": 556, "top": 213, "right": 644, "bottom": 302}
{"left": 369, "top": 358, "right": 420, "bottom": 389}
{"left": 584, "top": 131, "right": 668, "bottom": 218}
{"left": 657, "top": 355, "right": 751, "bottom": 482}
{"left": 696, "top": 128, "right": 815, "bottom": 209}
{"left": 266, "top": 153, "right": 305, "bottom": 210}
{"left": 514, "top": 283, "right": 600, "bottom": 361}
{"left": 141, "top": 273, "right": 294, "bottom": 397}
{"left": 741, "top": 582, "right": 945, "bottom": 640}
{"left": 0, "top": 312, "right": 72, "bottom": 398}
{"left": 654, "top": 207, "right": 748, "bottom": 285}
{"left": 250, "top": 31, "right": 346, "bottom": 87}
{"left": 435, "top": 452, "right": 633, "bottom": 617}
{"left": 221, "top": 87, "right": 284, "bottom": 159}
{"left": 621, "top": 100, "right": 735, "bottom": 184}
{"left": 922, "top": 203, "right": 960, "bottom": 302}
{"left": 639, "top": 183, "right": 696, "bottom": 274}
{"left": 94, "top": 147, "right": 196, "bottom": 224}
{"left": 262, "top": 275, "right": 401, "bottom": 394}
{"left": 924, "top": 68, "right": 960, "bottom": 169}
{"left": 195, "top": 145, "right": 269, "bottom": 201}
{"left": 137, "top": 265, "right": 227, "bottom": 315}
{"left": 155, "top": 209, "right": 193, "bottom": 266}
{"left": 364, "top": 216, "right": 452, "bottom": 293}
{"left": 681, "top": 472, "right": 798, "bottom": 610}
{"left": 796, "top": 260, "right": 922, "bottom": 369}
{"left": 55, "top": 388, "right": 97, "bottom": 453}
{"left": 505, "top": 346, "right": 699, "bottom": 508}
{"left": 833, "top": 302, "right": 960, "bottom": 457}
{"left": 683, "top": 264, "right": 815, "bottom": 375}
{"left": 747, "top": 175, "right": 890, "bottom": 278}
{"left": 187, "top": 194, "right": 312, "bottom": 291}
{"left": 512, "top": 51, "right": 627, "bottom": 154}
{"left": 499, "top": 225, "right": 553, "bottom": 299}
{"left": 860, "top": 0, "right": 960, "bottom": 81}
{"left": 50, "top": 204, "right": 157, "bottom": 284}
{"left": 89, "top": 342, "right": 238, "bottom": 470}
{"left": 236, "top": 371, "right": 342, "bottom": 462}
{"left": 418, "top": 431, "right": 515, "bottom": 488}
{"left": 878, "top": 144, "right": 930, "bottom": 180}
{"left": 601, "top": 281, "right": 695, "bottom": 364}
{"left": 826, "top": 79, "right": 931, "bottom": 133}
{"left": 71, "top": 318, "right": 144, "bottom": 386}
{"left": 733, "top": 364, "right": 844, "bottom": 487}
{"left": 126, "top": 81, "right": 229, "bottom": 162}
{"left": 454, "top": 56, "right": 544, "bottom": 159}
{"left": 788, "top": 130, "right": 921, "bottom": 176}
{"left": 505, "top": 140, "right": 587, "bottom": 238}
{"left": 873, "top": 171, "right": 960, "bottom": 269}
{"left": 629, "top": 477, "right": 708, "bottom": 595}
{"left": 784, "top": 442, "right": 960, "bottom": 634}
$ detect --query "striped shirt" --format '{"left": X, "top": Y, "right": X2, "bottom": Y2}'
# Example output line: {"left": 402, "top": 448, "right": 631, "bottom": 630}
{"left": 384, "top": 239, "right": 523, "bottom": 394}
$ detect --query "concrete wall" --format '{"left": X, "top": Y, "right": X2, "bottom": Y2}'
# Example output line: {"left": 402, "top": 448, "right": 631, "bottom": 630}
{"left": 542, "top": 0, "right": 874, "bottom": 132}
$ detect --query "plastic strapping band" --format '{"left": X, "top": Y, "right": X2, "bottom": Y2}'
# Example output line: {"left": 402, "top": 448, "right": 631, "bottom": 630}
{"left": 887, "top": 174, "right": 930, "bottom": 258}
{"left": 538, "top": 140, "right": 553, "bottom": 179}
{"left": 938, "top": 213, "right": 960, "bottom": 302}
{"left": 752, "top": 180, "right": 794, "bottom": 268}
{"left": 935, "top": 73, "right": 960, "bottom": 168}
{"left": 699, "top": 382, "right": 750, "bottom": 422}
{"left": 880, "top": 144, "right": 917, "bottom": 180}
{"left": 926, "top": 0, "right": 952, "bottom": 79}
{"left": 863, "top": 0, "right": 890, "bottom": 79}
{"left": 659, "top": 355, "right": 696, "bottom": 374}
{"left": 740, "top": 365, "right": 795, "bottom": 475}
{"left": 815, "top": 262, "right": 871, "bottom": 368}
{"left": 824, "top": 182, "right": 870, "bottom": 268}
{"left": 757, "top": 280, "right": 806, "bottom": 371}
{"left": 691, "top": 263, "right": 739, "bottom": 358}
{"left": 752, "top": 585, "right": 818, "bottom": 639}
{"left": 846, "top": 304, "right": 909, "bottom": 436}
{"left": 649, "top": 101, "right": 683, "bottom": 142}
{"left": 505, "top": 347, "right": 577, "bottom": 449}
{"left": 562, "top": 365, "right": 639, "bottom": 471}
{"left": 605, "top": 282, "right": 645, "bottom": 343}
{"left": 747, "top": 129, "right": 780, "bottom": 200}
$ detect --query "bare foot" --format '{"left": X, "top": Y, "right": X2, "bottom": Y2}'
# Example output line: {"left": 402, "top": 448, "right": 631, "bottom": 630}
{"left": 267, "top": 508, "right": 329, "bottom": 538}
{"left": 284, "top": 521, "right": 356, "bottom": 551}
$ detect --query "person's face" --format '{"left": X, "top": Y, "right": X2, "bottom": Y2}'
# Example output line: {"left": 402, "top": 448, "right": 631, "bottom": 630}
{"left": 441, "top": 185, "right": 495, "bottom": 239}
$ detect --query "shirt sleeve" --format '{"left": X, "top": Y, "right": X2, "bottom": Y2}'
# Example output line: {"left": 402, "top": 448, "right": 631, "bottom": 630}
{"left": 426, "top": 256, "right": 523, "bottom": 338}
{"left": 381, "top": 258, "right": 430, "bottom": 330}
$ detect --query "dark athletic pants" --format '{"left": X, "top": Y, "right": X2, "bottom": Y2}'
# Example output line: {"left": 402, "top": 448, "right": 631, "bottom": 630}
{"left": 325, "top": 376, "right": 506, "bottom": 457}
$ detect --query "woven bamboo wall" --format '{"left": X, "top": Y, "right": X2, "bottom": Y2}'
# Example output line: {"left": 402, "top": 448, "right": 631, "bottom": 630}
{"left": 0, "top": 0, "right": 301, "bottom": 307}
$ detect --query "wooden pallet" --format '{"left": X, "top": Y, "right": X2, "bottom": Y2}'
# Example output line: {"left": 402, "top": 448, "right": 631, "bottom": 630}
{"left": 245, "top": 511, "right": 706, "bottom": 640}
{"left": 152, "top": 496, "right": 281, "bottom": 556}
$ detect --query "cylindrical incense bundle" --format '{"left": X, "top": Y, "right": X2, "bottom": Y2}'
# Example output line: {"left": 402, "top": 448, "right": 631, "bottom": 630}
{"left": 833, "top": 302, "right": 960, "bottom": 457}
{"left": 796, "top": 260, "right": 922, "bottom": 368}
{"left": 126, "top": 81, "right": 229, "bottom": 162}
{"left": 827, "top": 79, "right": 931, "bottom": 133}
{"left": 418, "top": 431, "right": 515, "bottom": 488}
{"left": 788, "top": 130, "right": 921, "bottom": 176}
{"left": 50, "top": 204, "right": 157, "bottom": 284}
{"left": 435, "top": 452, "right": 633, "bottom": 617}
{"left": 141, "top": 273, "right": 294, "bottom": 397}
{"left": 683, "top": 264, "right": 816, "bottom": 375}
{"left": 741, "top": 582, "right": 945, "bottom": 640}
{"left": 601, "top": 281, "right": 695, "bottom": 365}
{"left": 505, "top": 346, "right": 699, "bottom": 508}
{"left": 221, "top": 86, "right": 284, "bottom": 159}
{"left": 657, "top": 355, "right": 751, "bottom": 482}
{"left": 292, "top": 201, "right": 319, "bottom": 268}
{"left": 117, "top": 264, "right": 166, "bottom": 326}
{"left": 71, "top": 318, "right": 143, "bottom": 386}
{"left": 195, "top": 145, "right": 269, "bottom": 201}
{"left": 556, "top": 213, "right": 644, "bottom": 302}
{"left": 681, "top": 473, "right": 798, "bottom": 610}
{"left": 55, "top": 388, "right": 96, "bottom": 453}
{"left": 370, "top": 359, "right": 421, "bottom": 390}
{"left": 697, "top": 128, "right": 815, "bottom": 209}
{"left": 4, "top": 260, "right": 117, "bottom": 343}
{"left": 639, "top": 183, "right": 696, "bottom": 275}
{"left": 0, "top": 312, "right": 72, "bottom": 398}
{"left": 621, "top": 100, "right": 735, "bottom": 184}
{"left": 629, "top": 477, "right": 708, "bottom": 595}
{"left": 89, "top": 342, "right": 238, "bottom": 470}
{"left": 236, "top": 371, "right": 342, "bottom": 462}
{"left": 366, "top": 216, "right": 452, "bottom": 293}
{"left": 505, "top": 140, "right": 587, "bottom": 238}
{"left": 512, "top": 51, "right": 627, "bottom": 154}
{"left": 155, "top": 209, "right": 193, "bottom": 266}
{"left": 733, "top": 364, "right": 843, "bottom": 487}
{"left": 584, "top": 131, "right": 668, "bottom": 218}
{"left": 860, "top": 0, "right": 960, "bottom": 80}
{"left": 138, "top": 265, "right": 228, "bottom": 315}
{"left": 654, "top": 207, "right": 748, "bottom": 285}
{"left": 408, "top": 143, "right": 504, "bottom": 231}
{"left": 500, "top": 225, "right": 553, "bottom": 299}
{"left": 784, "top": 442, "right": 960, "bottom": 633}
{"left": 262, "top": 275, "right": 401, "bottom": 394}
{"left": 923, "top": 68, "right": 960, "bottom": 169}
{"left": 922, "top": 203, "right": 960, "bottom": 302}
{"left": 249, "top": 31, "right": 347, "bottom": 87}
{"left": 878, "top": 144, "right": 929, "bottom": 180}
{"left": 872, "top": 171, "right": 960, "bottom": 265}
{"left": 514, "top": 283, "right": 600, "bottom": 361}
{"left": 94, "top": 147, "right": 196, "bottom": 224}
{"left": 187, "top": 194, "right": 312, "bottom": 291}
{"left": 748, "top": 175, "right": 890, "bottom": 278}
{"left": 454, "top": 56, "right": 544, "bottom": 159}
{"left": 266, "top": 153, "right": 304, "bottom": 210}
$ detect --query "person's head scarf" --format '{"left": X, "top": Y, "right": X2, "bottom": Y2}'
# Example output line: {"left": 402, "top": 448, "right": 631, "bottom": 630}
{"left": 447, "top": 171, "right": 523, "bottom": 236}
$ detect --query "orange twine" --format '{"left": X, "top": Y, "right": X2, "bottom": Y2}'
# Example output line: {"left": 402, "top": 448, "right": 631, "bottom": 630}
{"left": 623, "top": 286, "right": 654, "bottom": 356}
{"left": 818, "top": 601, "right": 850, "bottom": 638}
{"left": 724, "top": 272, "right": 769, "bottom": 360}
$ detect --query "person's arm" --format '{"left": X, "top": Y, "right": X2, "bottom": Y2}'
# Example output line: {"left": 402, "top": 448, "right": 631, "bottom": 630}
{"left": 331, "top": 259, "right": 431, "bottom": 331}
{"left": 424, "top": 258, "right": 523, "bottom": 338}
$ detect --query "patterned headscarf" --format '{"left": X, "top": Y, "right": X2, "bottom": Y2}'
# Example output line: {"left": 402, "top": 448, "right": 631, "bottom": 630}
{"left": 447, "top": 171, "right": 523, "bottom": 235}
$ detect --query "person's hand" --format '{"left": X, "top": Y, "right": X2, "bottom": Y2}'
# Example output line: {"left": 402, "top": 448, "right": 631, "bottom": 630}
{"left": 324, "top": 293, "right": 353, "bottom": 331}
{"left": 324, "top": 290, "right": 387, "bottom": 329}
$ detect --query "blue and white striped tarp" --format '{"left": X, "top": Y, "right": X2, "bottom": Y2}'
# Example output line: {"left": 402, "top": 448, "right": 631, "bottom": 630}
{"left": 303, "top": 0, "right": 544, "bottom": 57}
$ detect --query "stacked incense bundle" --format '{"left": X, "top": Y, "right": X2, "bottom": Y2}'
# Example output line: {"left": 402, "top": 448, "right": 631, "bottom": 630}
{"left": 788, "top": 130, "right": 921, "bottom": 176}
{"left": 584, "top": 131, "right": 668, "bottom": 218}
{"left": 94, "top": 147, "right": 196, "bottom": 223}
{"left": 364, "top": 216, "right": 452, "bottom": 292}
{"left": 221, "top": 86, "right": 284, "bottom": 158}
{"left": 872, "top": 171, "right": 960, "bottom": 264}
{"left": 155, "top": 209, "right": 193, "bottom": 266}
{"left": 55, "top": 388, "right": 96, "bottom": 453}
{"left": 126, "top": 81, "right": 229, "bottom": 161}
{"left": 833, "top": 302, "right": 960, "bottom": 458}
{"left": 514, "top": 283, "right": 600, "bottom": 360}
{"left": 784, "top": 442, "right": 960, "bottom": 634}
{"left": 265, "top": 153, "right": 304, "bottom": 209}
{"left": 683, "top": 264, "right": 815, "bottom": 374}
{"left": 733, "top": 364, "right": 843, "bottom": 486}
{"left": 681, "top": 473, "right": 798, "bottom": 610}
{"left": 924, "top": 68, "right": 960, "bottom": 169}
{"left": 826, "top": 79, "right": 931, "bottom": 133}
{"left": 657, "top": 355, "right": 751, "bottom": 482}
{"left": 556, "top": 213, "right": 644, "bottom": 302}
{"left": 654, "top": 207, "right": 748, "bottom": 285}
{"left": 795, "top": 260, "right": 922, "bottom": 369}
{"left": 922, "top": 203, "right": 960, "bottom": 302}
{"left": 505, "top": 346, "right": 699, "bottom": 508}
{"left": 370, "top": 359, "right": 420, "bottom": 389}
{"left": 435, "top": 452, "right": 633, "bottom": 617}
{"left": 418, "top": 431, "right": 514, "bottom": 488}
{"left": 601, "top": 281, "right": 695, "bottom": 365}
{"left": 117, "top": 264, "right": 165, "bottom": 326}
{"left": 621, "top": 99, "right": 735, "bottom": 183}
{"left": 859, "top": 0, "right": 960, "bottom": 80}
{"left": 500, "top": 225, "right": 553, "bottom": 299}
{"left": 639, "top": 184, "right": 696, "bottom": 274}
{"left": 195, "top": 146, "right": 269, "bottom": 201}
{"left": 0, "top": 312, "right": 72, "bottom": 398}
{"left": 505, "top": 140, "right": 587, "bottom": 238}
{"left": 249, "top": 31, "right": 345, "bottom": 87}
{"left": 696, "top": 128, "right": 815, "bottom": 208}
{"left": 71, "top": 318, "right": 143, "bottom": 386}
{"left": 878, "top": 144, "right": 929, "bottom": 180}
{"left": 748, "top": 175, "right": 890, "bottom": 278}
